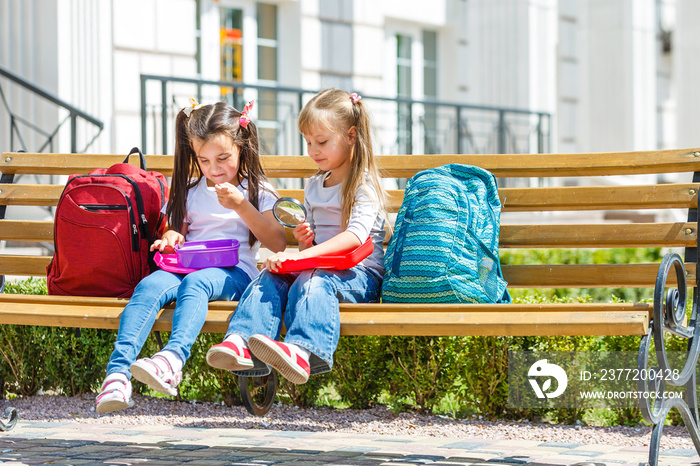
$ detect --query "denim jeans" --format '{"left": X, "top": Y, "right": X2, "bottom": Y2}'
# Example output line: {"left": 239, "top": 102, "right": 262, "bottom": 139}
{"left": 106, "top": 267, "right": 251, "bottom": 379}
{"left": 226, "top": 266, "right": 382, "bottom": 377}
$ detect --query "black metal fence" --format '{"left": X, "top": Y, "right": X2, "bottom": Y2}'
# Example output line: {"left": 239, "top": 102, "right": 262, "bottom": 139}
{"left": 0, "top": 66, "right": 103, "bottom": 154}
{"left": 140, "top": 74, "right": 550, "bottom": 158}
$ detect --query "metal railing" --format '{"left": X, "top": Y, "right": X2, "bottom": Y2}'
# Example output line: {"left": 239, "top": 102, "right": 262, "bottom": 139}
{"left": 140, "top": 74, "right": 551, "bottom": 158}
{"left": 0, "top": 65, "right": 104, "bottom": 153}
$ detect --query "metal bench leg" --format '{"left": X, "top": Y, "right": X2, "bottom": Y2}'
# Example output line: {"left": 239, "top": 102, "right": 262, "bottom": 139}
{"left": 238, "top": 373, "right": 277, "bottom": 416}
{"left": 640, "top": 253, "right": 700, "bottom": 465}
{"left": 0, "top": 407, "right": 18, "bottom": 431}
{"left": 0, "top": 170, "right": 17, "bottom": 430}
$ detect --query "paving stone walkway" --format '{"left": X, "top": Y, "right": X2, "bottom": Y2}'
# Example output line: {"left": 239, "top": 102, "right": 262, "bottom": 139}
{"left": 0, "top": 420, "right": 698, "bottom": 465}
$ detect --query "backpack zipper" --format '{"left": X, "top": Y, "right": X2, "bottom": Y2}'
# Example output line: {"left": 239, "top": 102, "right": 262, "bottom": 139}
{"left": 152, "top": 177, "right": 166, "bottom": 241}
{"left": 80, "top": 204, "right": 127, "bottom": 212}
{"left": 68, "top": 174, "right": 149, "bottom": 239}
{"left": 65, "top": 182, "right": 140, "bottom": 252}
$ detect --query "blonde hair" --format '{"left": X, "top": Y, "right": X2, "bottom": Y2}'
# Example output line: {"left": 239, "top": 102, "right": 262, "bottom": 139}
{"left": 298, "top": 89, "right": 388, "bottom": 230}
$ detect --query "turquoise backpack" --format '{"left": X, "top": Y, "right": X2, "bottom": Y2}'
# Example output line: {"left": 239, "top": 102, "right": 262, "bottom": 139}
{"left": 382, "top": 164, "right": 511, "bottom": 304}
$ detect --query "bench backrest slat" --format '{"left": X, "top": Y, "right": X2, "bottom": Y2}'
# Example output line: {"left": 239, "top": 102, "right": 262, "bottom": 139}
{"left": 4, "top": 149, "right": 700, "bottom": 177}
{"left": 1, "top": 148, "right": 699, "bottom": 297}
{"left": 3, "top": 219, "right": 695, "bottom": 249}
{"left": 1, "top": 184, "right": 697, "bottom": 211}
{"left": 0, "top": 257, "right": 691, "bottom": 288}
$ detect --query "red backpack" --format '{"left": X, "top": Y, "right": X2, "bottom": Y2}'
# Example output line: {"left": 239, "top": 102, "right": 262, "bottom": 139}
{"left": 47, "top": 148, "right": 168, "bottom": 297}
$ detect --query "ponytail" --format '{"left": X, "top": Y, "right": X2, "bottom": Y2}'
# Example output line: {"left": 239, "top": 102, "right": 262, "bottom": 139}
{"left": 168, "top": 101, "right": 270, "bottom": 247}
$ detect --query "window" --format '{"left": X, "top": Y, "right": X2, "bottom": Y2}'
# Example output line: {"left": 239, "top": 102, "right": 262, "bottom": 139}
{"left": 220, "top": 8, "right": 243, "bottom": 100}
{"left": 422, "top": 30, "right": 438, "bottom": 153}
{"left": 397, "top": 34, "right": 412, "bottom": 154}
{"left": 395, "top": 30, "right": 439, "bottom": 155}
{"left": 256, "top": 3, "right": 278, "bottom": 151}
{"left": 319, "top": 0, "right": 353, "bottom": 90}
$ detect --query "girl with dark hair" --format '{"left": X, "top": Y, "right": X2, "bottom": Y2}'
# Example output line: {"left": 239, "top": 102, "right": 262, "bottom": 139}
{"left": 96, "top": 99, "right": 286, "bottom": 413}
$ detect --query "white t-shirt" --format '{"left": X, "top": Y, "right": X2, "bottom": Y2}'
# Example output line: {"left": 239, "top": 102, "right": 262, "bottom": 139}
{"left": 164, "top": 177, "right": 278, "bottom": 280}
{"left": 304, "top": 172, "right": 386, "bottom": 275}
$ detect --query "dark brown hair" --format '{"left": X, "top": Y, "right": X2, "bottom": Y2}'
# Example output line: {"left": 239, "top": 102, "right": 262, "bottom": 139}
{"left": 169, "top": 101, "right": 267, "bottom": 246}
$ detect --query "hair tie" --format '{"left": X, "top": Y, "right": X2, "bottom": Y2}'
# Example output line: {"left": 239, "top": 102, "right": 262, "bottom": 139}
{"left": 350, "top": 93, "right": 362, "bottom": 105}
{"left": 239, "top": 100, "right": 255, "bottom": 128}
{"left": 183, "top": 97, "right": 203, "bottom": 117}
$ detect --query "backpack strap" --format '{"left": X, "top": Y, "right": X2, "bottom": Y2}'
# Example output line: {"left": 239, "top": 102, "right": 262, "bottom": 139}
{"left": 124, "top": 147, "right": 147, "bottom": 171}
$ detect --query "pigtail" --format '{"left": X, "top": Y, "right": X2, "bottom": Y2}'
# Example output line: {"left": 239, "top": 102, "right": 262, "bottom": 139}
{"left": 236, "top": 117, "right": 268, "bottom": 247}
{"left": 340, "top": 96, "right": 387, "bottom": 231}
{"left": 299, "top": 90, "right": 388, "bottom": 232}
{"left": 167, "top": 109, "right": 202, "bottom": 232}
{"left": 173, "top": 100, "right": 271, "bottom": 248}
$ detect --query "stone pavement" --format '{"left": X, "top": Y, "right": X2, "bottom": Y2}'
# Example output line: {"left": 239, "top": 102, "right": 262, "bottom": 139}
{"left": 0, "top": 420, "right": 698, "bottom": 465}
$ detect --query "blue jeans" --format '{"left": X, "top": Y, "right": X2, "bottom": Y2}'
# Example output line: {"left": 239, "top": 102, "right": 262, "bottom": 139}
{"left": 106, "top": 267, "right": 251, "bottom": 379}
{"left": 226, "top": 266, "right": 382, "bottom": 377}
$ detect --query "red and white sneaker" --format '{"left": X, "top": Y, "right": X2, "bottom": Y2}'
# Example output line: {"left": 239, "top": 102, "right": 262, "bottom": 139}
{"left": 247, "top": 334, "right": 310, "bottom": 385}
{"left": 206, "top": 341, "right": 254, "bottom": 371}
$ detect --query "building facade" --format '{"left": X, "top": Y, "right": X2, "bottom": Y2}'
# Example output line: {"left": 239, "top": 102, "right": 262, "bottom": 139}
{"left": 1, "top": 0, "right": 698, "bottom": 159}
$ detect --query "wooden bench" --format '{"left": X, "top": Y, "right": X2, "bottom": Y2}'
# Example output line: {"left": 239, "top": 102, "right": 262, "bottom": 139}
{"left": 1, "top": 149, "right": 700, "bottom": 465}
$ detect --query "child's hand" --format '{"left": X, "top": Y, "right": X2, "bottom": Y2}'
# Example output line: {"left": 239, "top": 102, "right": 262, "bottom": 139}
{"left": 215, "top": 182, "right": 245, "bottom": 210}
{"left": 150, "top": 230, "right": 184, "bottom": 253}
{"left": 264, "top": 251, "right": 301, "bottom": 272}
{"left": 293, "top": 223, "right": 315, "bottom": 247}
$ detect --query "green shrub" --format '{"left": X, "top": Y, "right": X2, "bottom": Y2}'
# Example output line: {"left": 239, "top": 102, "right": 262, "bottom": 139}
{"left": 277, "top": 371, "right": 331, "bottom": 408}
{"left": 43, "top": 327, "right": 116, "bottom": 396}
{"left": 384, "top": 336, "right": 466, "bottom": 413}
{"left": 178, "top": 332, "right": 242, "bottom": 406}
{"left": 0, "top": 278, "right": 114, "bottom": 396}
{"left": 330, "top": 336, "right": 390, "bottom": 409}
{"left": 0, "top": 325, "right": 52, "bottom": 397}
{"left": 0, "top": 244, "right": 689, "bottom": 429}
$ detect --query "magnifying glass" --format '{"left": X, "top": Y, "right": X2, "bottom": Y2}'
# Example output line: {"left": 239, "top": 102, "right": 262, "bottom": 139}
{"left": 272, "top": 197, "right": 307, "bottom": 228}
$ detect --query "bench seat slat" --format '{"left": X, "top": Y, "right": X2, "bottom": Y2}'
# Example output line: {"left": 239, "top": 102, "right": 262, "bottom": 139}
{"left": 0, "top": 295, "right": 650, "bottom": 336}
{"left": 4, "top": 149, "right": 700, "bottom": 178}
{"left": 0, "top": 258, "right": 691, "bottom": 288}
{"left": 340, "top": 311, "right": 650, "bottom": 336}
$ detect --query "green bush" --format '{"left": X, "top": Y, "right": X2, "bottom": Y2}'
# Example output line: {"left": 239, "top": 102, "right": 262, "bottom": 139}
{"left": 0, "top": 325, "right": 52, "bottom": 397}
{"left": 383, "top": 336, "right": 466, "bottom": 413}
{"left": 0, "top": 278, "right": 115, "bottom": 397}
{"left": 0, "top": 243, "right": 691, "bottom": 429}
{"left": 277, "top": 371, "right": 331, "bottom": 408}
{"left": 330, "top": 335, "right": 390, "bottom": 409}
{"left": 177, "top": 332, "right": 241, "bottom": 405}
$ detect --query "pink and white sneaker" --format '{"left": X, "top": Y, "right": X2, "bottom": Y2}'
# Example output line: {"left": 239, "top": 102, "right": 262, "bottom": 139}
{"left": 206, "top": 341, "right": 254, "bottom": 371}
{"left": 247, "top": 334, "right": 310, "bottom": 385}
{"left": 96, "top": 374, "right": 134, "bottom": 413}
{"left": 130, "top": 355, "right": 182, "bottom": 396}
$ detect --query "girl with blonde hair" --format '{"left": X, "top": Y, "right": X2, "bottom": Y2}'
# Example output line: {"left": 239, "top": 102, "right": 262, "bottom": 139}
{"left": 207, "top": 89, "right": 387, "bottom": 386}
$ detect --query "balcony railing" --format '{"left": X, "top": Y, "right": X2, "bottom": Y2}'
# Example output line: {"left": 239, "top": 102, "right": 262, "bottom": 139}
{"left": 140, "top": 74, "right": 551, "bottom": 159}
{"left": 0, "top": 65, "right": 103, "bottom": 154}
